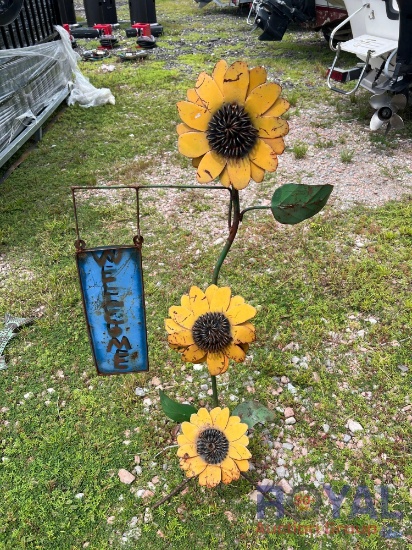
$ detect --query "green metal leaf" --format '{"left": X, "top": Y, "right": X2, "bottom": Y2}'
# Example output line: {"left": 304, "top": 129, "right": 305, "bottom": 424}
{"left": 232, "top": 400, "right": 275, "bottom": 429}
{"left": 159, "top": 390, "right": 197, "bottom": 423}
{"left": 271, "top": 183, "right": 333, "bottom": 225}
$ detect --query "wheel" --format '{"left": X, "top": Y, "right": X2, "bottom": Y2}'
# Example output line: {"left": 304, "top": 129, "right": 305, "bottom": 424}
{"left": 322, "top": 22, "right": 352, "bottom": 48}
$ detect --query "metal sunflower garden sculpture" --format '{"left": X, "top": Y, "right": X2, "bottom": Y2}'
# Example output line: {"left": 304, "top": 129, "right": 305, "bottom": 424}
{"left": 155, "top": 60, "right": 334, "bottom": 499}
{"left": 177, "top": 407, "right": 250, "bottom": 488}
{"left": 177, "top": 60, "right": 289, "bottom": 189}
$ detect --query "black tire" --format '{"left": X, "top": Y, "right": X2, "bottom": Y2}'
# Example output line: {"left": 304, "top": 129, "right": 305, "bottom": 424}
{"left": 322, "top": 22, "right": 352, "bottom": 48}
{"left": 0, "top": 0, "right": 24, "bottom": 26}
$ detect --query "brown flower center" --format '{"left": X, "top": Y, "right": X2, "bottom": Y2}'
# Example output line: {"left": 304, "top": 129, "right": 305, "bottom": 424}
{"left": 206, "top": 103, "right": 258, "bottom": 159}
{"left": 192, "top": 312, "right": 232, "bottom": 353}
{"left": 196, "top": 428, "right": 229, "bottom": 464}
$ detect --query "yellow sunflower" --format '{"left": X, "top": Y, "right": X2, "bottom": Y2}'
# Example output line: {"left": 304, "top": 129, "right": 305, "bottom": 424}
{"left": 177, "top": 407, "right": 251, "bottom": 487}
{"left": 176, "top": 60, "right": 290, "bottom": 190}
{"left": 165, "top": 285, "right": 256, "bottom": 376}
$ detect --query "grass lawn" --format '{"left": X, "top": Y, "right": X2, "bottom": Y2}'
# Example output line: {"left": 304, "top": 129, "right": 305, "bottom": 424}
{"left": 0, "top": 0, "right": 411, "bottom": 548}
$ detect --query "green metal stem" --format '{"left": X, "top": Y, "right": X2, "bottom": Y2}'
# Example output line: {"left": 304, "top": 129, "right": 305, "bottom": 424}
{"left": 239, "top": 205, "right": 271, "bottom": 219}
{"left": 211, "top": 375, "right": 218, "bottom": 407}
{"left": 212, "top": 189, "right": 241, "bottom": 285}
{"left": 209, "top": 189, "right": 241, "bottom": 408}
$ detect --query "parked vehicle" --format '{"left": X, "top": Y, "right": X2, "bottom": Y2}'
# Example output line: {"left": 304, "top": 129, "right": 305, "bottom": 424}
{"left": 251, "top": 0, "right": 410, "bottom": 130}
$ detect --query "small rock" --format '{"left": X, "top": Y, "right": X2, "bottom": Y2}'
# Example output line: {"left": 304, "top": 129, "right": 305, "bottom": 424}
{"left": 134, "top": 387, "right": 146, "bottom": 397}
{"left": 315, "top": 471, "right": 324, "bottom": 482}
{"left": 144, "top": 508, "right": 152, "bottom": 524}
{"left": 343, "top": 434, "right": 352, "bottom": 443}
{"left": 75, "top": 493, "right": 84, "bottom": 499}
{"left": 291, "top": 356, "right": 300, "bottom": 364}
{"left": 134, "top": 465, "right": 142, "bottom": 476}
{"left": 346, "top": 420, "right": 364, "bottom": 433}
{"left": 357, "top": 330, "right": 365, "bottom": 338}
{"left": 200, "top": 384, "right": 208, "bottom": 391}
{"left": 151, "top": 476, "right": 159, "bottom": 484}
{"left": 248, "top": 490, "right": 259, "bottom": 503}
{"left": 367, "top": 317, "right": 378, "bottom": 325}
{"left": 285, "top": 417, "right": 296, "bottom": 425}
{"left": 213, "top": 237, "right": 225, "bottom": 246}
{"left": 193, "top": 364, "right": 203, "bottom": 371}
{"left": 143, "top": 398, "right": 152, "bottom": 407}
{"left": 287, "top": 383, "right": 297, "bottom": 394}
{"left": 224, "top": 510, "right": 236, "bottom": 522}
{"left": 151, "top": 377, "right": 161, "bottom": 386}
{"left": 278, "top": 478, "right": 293, "bottom": 494}
{"left": 136, "top": 489, "right": 145, "bottom": 497}
{"left": 118, "top": 469, "right": 135, "bottom": 484}
{"left": 323, "top": 424, "right": 330, "bottom": 433}
{"left": 398, "top": 365, "right": 409, "bottom": 373}
{"left": 47, "top": 388, "right": 55, "bottom": 394}
{"left": 24, "top": 392, "right": 33, "bottom": 399}
{"left": 281, "top": 376, "right": 289, "bottom": 384}
{"left": 107, "top": 516, "right": 115, "bottom": 525}
{"left": 284, "top": 407, "right": 294, "bottom": 418}
{"left": 282, "top": 443, "right": 294, "bottom": 451}
{"left": 276, "top": 466, "right": 287, "bottom": 478}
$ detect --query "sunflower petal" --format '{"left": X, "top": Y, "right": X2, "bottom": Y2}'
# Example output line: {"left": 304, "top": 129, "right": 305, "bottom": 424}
{"left": 229, "top": 295, "right": 245, "bottom": 308}
{"left": 212, "top": 407, "right": 230, "bottom": 431}
{"left": 182, "top": 344, "right": 207, "bottom": 362}
{"left": 207, "top": 352, "right": 229, "bottom": 376}
{"left": 247, "top": 66, "right": 267, "bottom": 94}
{"left": 263, "top": 97, "right": 290, "bottom": 117}
{"left": 262, "top": 137, "right": 285, "bottom": 155}
{"left": 178, "top": 132, "right": 210, "bottom": 158}
{"left": 226, "top": 303, "right": 257, "bottom": 324}
{"left": 177, "top": 443, "right": 198, "bottom": 458}
{"left": 234, "top": 459, "right": 249, "bottom": 472}
{"left": 205, "top": 284, "right": 218, "bottom": 305}
{"left": 198, "top": 464, "right": 222, "bottom": 488}
{"left": 220, "top": 455, "right": 241, "bottom": 484}
{"left": 233, "top": 434, "right": 249, "bottom": 446}
{"left": 176, "top": 122, "right": 192, "bottom": 135}
{"left": 190, "top": 407, "right": 212, "bottom": 428}
{"left": 228, "top": 442, "right": 252, "bottom": 460}
{"left": 177, "top": 101, "right": 212, "bottom": 131}
{"left": 196, "top": 151, "right": 226, "bottom": 183}
{"left": 249, "top": 139, "right": 278, "bottom": 171}
{"left": 180, "top": 456, "right": 207, "bottom": 477}
{"left": 250, "top": 161, "right": 265, "bottom": 183}
{"left": 222, "top": 61, "right": 249, "bottom": 105}
{"left": 232, "top": 322, "right": 256, "bottom": 344}
{"left": 210, "top": 286, "right": 232, "bottom": 313}
{"left": 225, "top": 422, "right": 249, "bottom": 442}
{"left": 177, "top": 433, "right": 193, "bottom": 446}
{"left": 188, "top": 286, "right": 210, "bottom": 317}
{"left": 254, "top": 116, "right": 289, "bottom": 139}
{"left": 195, "top": 72, "right": 224, "bottom": 113}
{"left": 245, "top": 82, "right": 281, "bottom": 117}
{"left": 210, "top": 407, "right": 222, "bottom": 423}
{"left": 219, "top": 166, "right": 231, "bottom": 187}
{"left": 168, "top": 330, "right": 194, "bottom": 347}
{"left": 181, "top": 294, "right": 191, "bottom": 309}
{"left": 165, "top": 318, "right": 183, "bottom": 334}
{"left": 212, "top": 59, "right": 228, "bottom": 94}
{"left": 186, "top": 88, "right": 206, "bottom": 107}
{"left": 224, "top": 342, "right": 246, "bottom": 362}
{"left": 181, "top": 421, "right": 199, "bottom": 443}
{"left": 227, "top": 157, "right": 251, "bottom": 190}
{"left": 168, "top": 305, "right": 195, "bottom": 329}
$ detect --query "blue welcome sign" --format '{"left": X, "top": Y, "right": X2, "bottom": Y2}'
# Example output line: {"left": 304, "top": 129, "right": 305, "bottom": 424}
{"left": 72, "top": 186, "right": 149, "bottom": 376}
{"left": 76, "top": 245, "right": 149, "bottom": 375}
